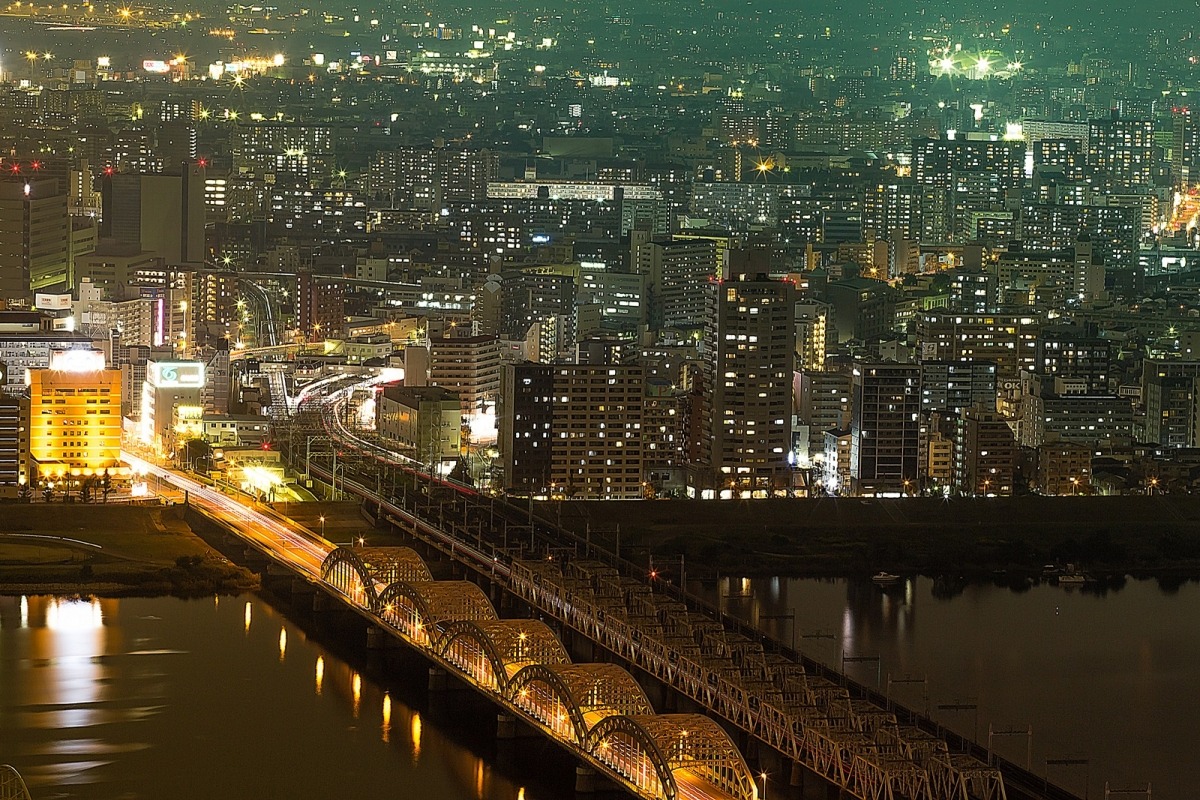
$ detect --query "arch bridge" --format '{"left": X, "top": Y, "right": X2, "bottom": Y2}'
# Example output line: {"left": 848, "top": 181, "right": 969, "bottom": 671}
{"left": 0, "top": 766, "right": 32, "bottom": 800}
{"left": 318, "top": 548, "right": 756, "bottom": 800}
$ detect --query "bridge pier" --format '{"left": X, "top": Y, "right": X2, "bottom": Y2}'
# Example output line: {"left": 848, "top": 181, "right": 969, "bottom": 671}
{"left": 574, "top": 766, "right": 597, "bottom": 795}
{"left": 427, "top": 666, "right": 447, "bottom": 692}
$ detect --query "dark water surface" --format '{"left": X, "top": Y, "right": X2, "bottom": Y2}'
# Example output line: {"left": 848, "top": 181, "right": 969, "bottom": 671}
{"left": 704, "top": 575, "right": 1199, "bottom": 799}
{"left": 0, "top": 595, "right": 546, "bottom": 800}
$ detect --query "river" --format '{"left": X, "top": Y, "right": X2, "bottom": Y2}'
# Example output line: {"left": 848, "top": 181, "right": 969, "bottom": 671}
{"left": 0, "top": 594, "right": 557, "bottom": 800}
{"left": 706, "top": 574, "right": 1200, "bottom": 799}
{"left": 3, "top": 580, "right": 1195, "bottom": 799}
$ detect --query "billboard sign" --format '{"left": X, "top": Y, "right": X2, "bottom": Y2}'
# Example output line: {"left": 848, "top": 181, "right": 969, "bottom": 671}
{"left": 148, "top": 361, "right": 205, "bottom": 388}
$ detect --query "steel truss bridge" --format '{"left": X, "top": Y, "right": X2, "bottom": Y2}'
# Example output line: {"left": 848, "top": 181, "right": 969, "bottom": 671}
{"left": 280, "top": 374, "right": 1087, "bottom": 800}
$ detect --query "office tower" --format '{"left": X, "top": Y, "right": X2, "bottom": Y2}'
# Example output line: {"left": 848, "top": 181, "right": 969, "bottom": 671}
{"left": 954, "top": 406, "right": 1017, "bottom": 496}
{"left": 697, "top": 274, "right": 796, "bottom": 495}
{"left": 850, "top": 362, "right": 920, "bottom": 495}
{"left": 0, "top": 178, "right": 70, "bottom": 301}
{"left": 29, "top": 349, "right": 122, "bottom": 482}
{"left": 101, "top": 167, "right": 206, "bottom": 265}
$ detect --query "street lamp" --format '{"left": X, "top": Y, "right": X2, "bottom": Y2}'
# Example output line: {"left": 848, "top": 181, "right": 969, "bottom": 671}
{"left": 759, "top": 772, "right": 768, "bottom": 800}
{"left": 319, "top": 515, "right": 326, "bottom": 538}
{"left": 1070, "top": 477, "right": 1079, "bottom": 496}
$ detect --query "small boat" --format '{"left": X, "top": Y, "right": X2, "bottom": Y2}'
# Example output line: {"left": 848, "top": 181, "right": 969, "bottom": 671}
{"left": 871, "top": 571, "right": 902, "bottom": 586}
{"left": 1057, "top": 573, "right": 1086, "bottom": 586}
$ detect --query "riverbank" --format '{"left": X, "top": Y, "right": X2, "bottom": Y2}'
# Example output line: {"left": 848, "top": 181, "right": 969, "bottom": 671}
{"left": 546, "top": 495, "right": 1200, "bottom": 579}
{"left": 0, "top": 504, "right": 259, "bottom": 597}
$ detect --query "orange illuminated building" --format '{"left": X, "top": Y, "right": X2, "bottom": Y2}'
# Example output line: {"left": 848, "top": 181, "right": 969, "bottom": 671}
{"left": 28, "top": 349, "right": 126, "bottom": 482}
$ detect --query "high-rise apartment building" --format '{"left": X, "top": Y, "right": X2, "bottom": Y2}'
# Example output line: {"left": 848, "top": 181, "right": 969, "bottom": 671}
{"left": 429, "top": 335, "right": 502, "bottom": 418}
{"left": 296, "top": 272, "right": 344, "bottom": 340}
{"left": 954, "top": 406, "right": 1018, "bottom": 496}
{"left": 919, "top": 360, "right": 998, "bottom": 415}
{"left": 850, "top": 362, "right": 920, "bottom": 495}
{"left": 916, "top": 312, "right": 1043, "bottom": 378}
{"left": 1088, "top": 117, "right": 1155, "bottom": 190}
{"left": 498, "top": 361, "right": 644, "bottom": 498}
{"left": 636, "top": 238, "right": 719, "bottom": 331}
{"left": 696, "top": 274, "right": 796, "bottom": 495}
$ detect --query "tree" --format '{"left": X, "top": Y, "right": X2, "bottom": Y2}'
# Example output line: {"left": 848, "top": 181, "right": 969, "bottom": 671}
{"left": 42, "top": 485, "right": 53, "bottom": 503}
{"left": 17, "top": 483, "right": 31, "bottom": 503}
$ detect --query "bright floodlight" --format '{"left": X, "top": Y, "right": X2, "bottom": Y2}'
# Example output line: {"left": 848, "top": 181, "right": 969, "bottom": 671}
{"left": 939, "top": 57, "right": 954, "bottom": 71}
{"left": 976, "top": 57, "right": 990, "bottom": 75}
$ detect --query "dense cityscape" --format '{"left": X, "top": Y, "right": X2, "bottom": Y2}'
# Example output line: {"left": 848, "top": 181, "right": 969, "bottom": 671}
{"left": 3, "top": 0, "right": 1200, "bottom": 500}
{"left": 2, "top": 0, "right": 1200, "bottom": 798}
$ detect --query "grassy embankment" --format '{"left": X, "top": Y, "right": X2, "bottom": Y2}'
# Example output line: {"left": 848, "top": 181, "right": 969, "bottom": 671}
{"left": 549, "top": 495, "right": 1200, "bottom": 579}
{"left": 0, "top": 504, "right": 259, "bottom": 596}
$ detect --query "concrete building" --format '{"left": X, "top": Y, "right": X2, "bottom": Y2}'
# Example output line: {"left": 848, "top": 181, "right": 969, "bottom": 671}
{"left": 915, "top": 312, "right": 1043, "bottom": 378}
{"left": 850, "top": 362, "right": 920, "bottom": 495}
{"left": 919, "top": 360, "right": 997, "bottom": 415}
{"left": 101, "top": 168, "right": 206, "bottom": 266}
{"left": 498, "top": 361, "right": 645, "bottom": 499}
{"left": 429, "top": 334, "right": 502, "bottom": 418}
{"left": 697, "top": 274, "right": 796, "bottom": 495}
{"left": 28, "top": 349, "right": 123, "bottom": 483}
{"left": 0, "top": 178, "right": 70, "bottom": 302}
{"left": 636, "top": 238, "right": 718, "bottom": 332}
{"left": 954, "top": 406, "right": 1018, "bottom": 496}
{"left": 821, "top": 427, "right": 853, "bottom": 495}
{"left": 794, "top": 370, "right": 852, "bottom": 465}
{"left": 1141, "top": 359, "right": 1200, "bottom": 448}
{"left": 376, "top": 385, "right": 462, "bottom": 467}
{"left": 1036, "top": 441, "right": 1092, "bottom": 495}
{"left": 0, "top": 396, "right": 30, "bottom": 497}
{"left": 138, "top": 360, "right": 206, "bottom": 452}
{"left": 296, "top": 271, "right": 344, "bottom": 340}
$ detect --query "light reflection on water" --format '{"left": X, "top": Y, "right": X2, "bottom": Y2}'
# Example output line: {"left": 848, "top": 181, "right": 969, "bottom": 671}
{"left": 0, "top": 595, "right": 538, "bottom": 800}
{"left": 706, "top": 574, "right": 1200, "bottom": 798}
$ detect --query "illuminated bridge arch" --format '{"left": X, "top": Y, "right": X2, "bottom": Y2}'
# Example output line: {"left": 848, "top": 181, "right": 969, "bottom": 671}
{"left": 320, "top": 547, "right": 379, "bottom": 609}
{"left": 435, "top": 619, "right": 568, "bottom": 692}
{"left": 355, "top": 546, "right": 432, "bottom": 584}
{"left": 0, "top": 765, "right": 32, "bottom": 800}
{"left": 585, "top": 714, "right": 758, "bottom": 800}
{"left": 507, "top": 663, "right": 654, "bottom": 746}
{"left": 377, "top": 580, "right": 497, "bottom": 647}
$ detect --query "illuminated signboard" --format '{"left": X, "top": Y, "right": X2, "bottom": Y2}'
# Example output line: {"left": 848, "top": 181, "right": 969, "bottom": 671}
{"left": 35, "top": 293, "right": 72, "bottom": 311}
{"left": 148, "top": 361, "right": 206, "bottom": 388}
{"left": 143, "top": 60, "right": 171, "bottom": 73}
